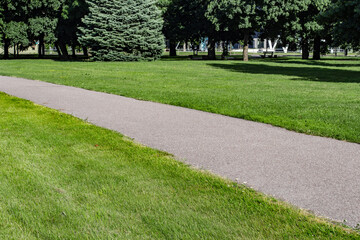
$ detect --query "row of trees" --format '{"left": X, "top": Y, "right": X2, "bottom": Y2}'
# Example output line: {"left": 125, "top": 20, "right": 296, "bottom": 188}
{"left": 161, "top": 0, "right": 360, "bottom": 61}
{"left": 0, "top": 0, "right": 89, "bottom": 59}
{"left": 0, "top": 0, "right": 360, "bottom": 61}
{"left": 0, "top": 0, "right": 164, "bottom": 61}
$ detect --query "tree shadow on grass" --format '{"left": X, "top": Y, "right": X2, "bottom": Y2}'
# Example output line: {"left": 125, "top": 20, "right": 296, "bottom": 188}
{"left": 267, "top": 58, "right": 360, "bottom": 68}
{"left": 208, "top": 62, "right": 360, "bottom": 83}
{"left": 0, "top": 54, "right": 90, "bottom": 62}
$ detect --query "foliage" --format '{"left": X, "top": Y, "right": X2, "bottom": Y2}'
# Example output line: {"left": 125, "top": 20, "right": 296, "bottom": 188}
{"left": 259, "top": 0, "right": 331, "bottom": 59}
{"left": 206, "top": 0, "right": 257, "bottom": 60}
{"left": 56, "top": 0, "right": 89, "bottom": 51}
{"left": 28, "top": 17, "right": 58, "bottom": 44}
{"left": 325, "top": 0, "right": 360, "bottom": 50}
{"left": 27, "top": 0, "right": 63, "bottom": 42}
{"left": 3, "top": 21, "right": 29, "bottom": 47}
{"left": 163, "top": 0, "right": 216, "bottom": 47}
{"left": 79, "top": 0, "right": 164, "bottom": 61}
{"left": 258, "top": 0, "right": 309, "bottom": 43}
{"left": 207, "top": 0, "right": 257, "bottom": 34}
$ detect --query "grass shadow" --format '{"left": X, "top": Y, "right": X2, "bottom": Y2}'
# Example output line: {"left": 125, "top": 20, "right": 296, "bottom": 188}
{"left": 0, "top": 54, "right": 90, "bottom": 62}
{"left": 208, "top": 62, "right": 360, "bottom": 83}
{"left": 268, "top": 58, "right": 360, "bottom": 68}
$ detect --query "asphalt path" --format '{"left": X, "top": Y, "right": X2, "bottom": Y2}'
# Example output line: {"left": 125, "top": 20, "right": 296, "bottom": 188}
{"left": 1, "top": 76, "right": 359, "bottom": 227}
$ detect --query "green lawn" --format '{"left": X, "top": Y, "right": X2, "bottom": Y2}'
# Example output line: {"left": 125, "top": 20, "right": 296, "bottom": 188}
{"left": 0, "top": 57, "right": 359, "bottom": 143}
{"left": 0, "top": 92, "right": 359, "bottom": 239}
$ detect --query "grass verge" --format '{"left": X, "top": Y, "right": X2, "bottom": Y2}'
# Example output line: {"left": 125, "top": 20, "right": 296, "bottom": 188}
{"left": 0, "top": 92, "right": 359, "bottom": 239}
{"left": 0, "top": 57, "right": 359, "bottom": 144}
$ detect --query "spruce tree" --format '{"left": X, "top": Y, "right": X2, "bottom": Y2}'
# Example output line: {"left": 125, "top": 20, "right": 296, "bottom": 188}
{"left": 79, "top": 0, "right": 164, "bottom": 61}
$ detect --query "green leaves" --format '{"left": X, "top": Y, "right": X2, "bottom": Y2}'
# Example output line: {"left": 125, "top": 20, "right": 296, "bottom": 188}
{"left": 325, "top": 0, "right": 360, "bottom": 49}
{"left": 3, "top": 21, "right": 29, "bottom": 46}
{"left": 207, "top": 0, "right": 257, "bottom": 32}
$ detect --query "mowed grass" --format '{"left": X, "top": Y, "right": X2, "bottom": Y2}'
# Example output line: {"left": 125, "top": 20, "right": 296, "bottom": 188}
{"left": 0, "top": 57, "right": 359, "bottom": 143}
{"left": 0, "top": 92, "right": 359, "bottom": 239}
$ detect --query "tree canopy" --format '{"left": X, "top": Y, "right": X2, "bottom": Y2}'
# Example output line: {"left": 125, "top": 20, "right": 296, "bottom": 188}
{"left": 325, "top": 0, "right": 360, "bottom": 50}
{"left": 0, "top": 0, "right": 359, "bottom": 61}
{"left": 206, "top": 0, "right": 257, "bottom": 61}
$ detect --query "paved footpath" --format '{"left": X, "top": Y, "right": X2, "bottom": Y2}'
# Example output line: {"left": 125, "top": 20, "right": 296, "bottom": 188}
{"left": 1, "top": 76, "right": 359, "bottom": 227}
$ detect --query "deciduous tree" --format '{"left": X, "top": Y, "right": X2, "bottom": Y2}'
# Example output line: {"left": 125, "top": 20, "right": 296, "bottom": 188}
{"left": 206, "top": 0, "right": 257, "bottom": 61}
{"left": 325, "top": 0, "right": 360, "bottom": 50}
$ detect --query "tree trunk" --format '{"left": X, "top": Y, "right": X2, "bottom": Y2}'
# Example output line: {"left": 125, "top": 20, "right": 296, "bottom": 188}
{"left": 313, "top": 37, "right": 321, "bottom": 60}
{"left": 301, "top": 38, "right": 309, "bottom": 60}
{"left": 169, "top": 41, "right": 177, "bottom": 56}
{"left": 207, "top": 38, "right": 216, "bottom": 60}
{"left": 243, "top": 30, "right": 249, "bottom": 62}
{"left": 72, "top": 44, "right": 76, "bottom": 58}
{"left": 42, "top": 43, "right": 46, "bottom": 57}
{"left": 38, "top": 41, "right": 42, "bottom": 57}
{"left": 13, "top": 43, "right": 16, "bottom": 58}
{"left": 83, "top": 47, "right": 88, "bottom": 57}
{"left": 38, "top": 36, "right": 45, "bottom": 58}
{"left": 221, "top": 41, "right": 229, "bottom": 59}
{"left": 59, "top": 42, "right": 69, "bottom": 59}
{"left": 3, "top": 39, "right": 10, "bottom": 59}
{"left": 55, "top": 42, "right": 62, "bottom": 57}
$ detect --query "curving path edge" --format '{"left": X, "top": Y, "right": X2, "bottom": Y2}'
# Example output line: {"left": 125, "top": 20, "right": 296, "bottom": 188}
{"left": 0, "top": 76, "right": 359, "bottom": 227}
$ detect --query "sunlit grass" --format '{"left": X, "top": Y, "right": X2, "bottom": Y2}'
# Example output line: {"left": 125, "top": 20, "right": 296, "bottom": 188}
{"left": 0, "top": 56, "right": 359, "bottom": 143}
{"left": 0, "top": 93, "right": 359, "bottom": 239}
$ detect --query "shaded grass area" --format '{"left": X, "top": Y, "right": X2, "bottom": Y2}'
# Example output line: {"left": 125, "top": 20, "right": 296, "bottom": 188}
{"left": 0, "top": 92, "right": 359, "bottom": 239}
{"left": 0, "top": 57, "right": 359, "bottom": 143}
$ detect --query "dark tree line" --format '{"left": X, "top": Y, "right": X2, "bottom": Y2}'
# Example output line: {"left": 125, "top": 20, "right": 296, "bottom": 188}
{"left": 162, "top": 0, "right": 360, "bottom": 61}
{"left": 1, "top": 0, "right": 360, "bottom": 61}
{"left": 0, "top": 0, "right": 164, "bottom": 61}
{"left": 0, "top": 0, "right": 88, "bottom": 59}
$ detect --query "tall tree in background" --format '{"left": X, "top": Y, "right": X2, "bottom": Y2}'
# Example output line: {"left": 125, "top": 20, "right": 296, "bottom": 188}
{"left": 27, "top": 0, "right": 64, "bottom": 58}
{"left": 79, "top": 0, "right": 164, "bottom": 61}
{"left": 324, "top": 0, "right": 360, "bottom": 51}
{"left": 163, "top": 0, "right": 218, "bottom": 59}
{"left": 162, "top": 0, "right": 183, "bottom": 56}
{"left": 4, "top": 21, "right": 29, "bottom": 57}
{"left": 0, "top": 5, "right": 3, "bottom": 42}
{"left": 258, "top": 0, "right": 309, "bottom": 54}
{"left": 295, "top": 0, "right": 330, "bottom": 59}
{"left": 206, "top": 0, "right": 257, "bottom": 61}
{"left": 0, "top": 0, "right": 29, "bottom": 59}
{"left": 260, "top": 0, "right": 330, "bottom": 60}
{"left": 56, "top": 0, "right": 89, "bottom": 58}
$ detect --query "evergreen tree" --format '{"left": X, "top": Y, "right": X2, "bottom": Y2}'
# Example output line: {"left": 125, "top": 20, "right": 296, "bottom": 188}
{"left": 79, "top": 0, "right": 164, "bottom": 61}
